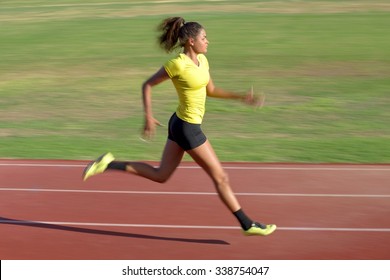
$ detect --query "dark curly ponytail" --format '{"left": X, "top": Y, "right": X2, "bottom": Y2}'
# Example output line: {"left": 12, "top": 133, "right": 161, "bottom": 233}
{"left": 157, "top": 17, "right": 204, "bottom": 53}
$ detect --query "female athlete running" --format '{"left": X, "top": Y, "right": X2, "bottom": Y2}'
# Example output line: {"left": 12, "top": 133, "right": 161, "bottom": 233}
{"left": 83, "top": 17, "right": 276, "bottom": 236}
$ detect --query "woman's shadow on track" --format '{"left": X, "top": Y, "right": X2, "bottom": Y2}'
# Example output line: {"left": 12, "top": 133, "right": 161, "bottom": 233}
{"left": 0, "top": 217, "right": 229, "bottom": 245}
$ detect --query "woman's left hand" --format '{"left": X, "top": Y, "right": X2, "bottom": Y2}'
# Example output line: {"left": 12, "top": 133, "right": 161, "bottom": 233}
{"left": 141, "top": 117, "right": 162, "bottom": 141}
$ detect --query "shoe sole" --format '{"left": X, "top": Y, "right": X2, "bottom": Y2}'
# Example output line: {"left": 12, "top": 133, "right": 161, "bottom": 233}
{"left": 83, "top": 152, "right": 114, "bottom": 181}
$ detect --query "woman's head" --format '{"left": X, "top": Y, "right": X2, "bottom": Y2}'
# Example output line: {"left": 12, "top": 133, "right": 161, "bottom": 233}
{"left": 158, "top": 17, "right": 207, "bottom": 53}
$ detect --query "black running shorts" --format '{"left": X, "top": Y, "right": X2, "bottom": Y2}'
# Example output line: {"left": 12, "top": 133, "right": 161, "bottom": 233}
{"left": 168, "top": 113, "right": 207, "bottom": 151}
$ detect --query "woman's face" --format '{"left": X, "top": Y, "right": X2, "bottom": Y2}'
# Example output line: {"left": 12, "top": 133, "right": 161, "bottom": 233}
{"left": 192, "top": 29, "right": 209, "bottom": 54}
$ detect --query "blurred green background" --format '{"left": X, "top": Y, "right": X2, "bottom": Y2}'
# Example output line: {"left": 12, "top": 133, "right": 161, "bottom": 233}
{"left": 1, "top": 0, "right": 389, "bottom": 162}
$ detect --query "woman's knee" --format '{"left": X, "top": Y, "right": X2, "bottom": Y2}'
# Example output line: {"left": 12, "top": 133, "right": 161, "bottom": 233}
{"left": 214, "top": 171, "right": 229, "bottom": 187}
{"left": 155, "top": 175, "right": 169, "bottom": 183}
{"left": 154, "top": 168, "right": 174, "bottom": 183}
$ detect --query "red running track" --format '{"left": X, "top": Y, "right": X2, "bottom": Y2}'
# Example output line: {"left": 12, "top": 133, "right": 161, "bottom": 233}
{"left": 1, "top": 159, "right": 389, "bottom": 260}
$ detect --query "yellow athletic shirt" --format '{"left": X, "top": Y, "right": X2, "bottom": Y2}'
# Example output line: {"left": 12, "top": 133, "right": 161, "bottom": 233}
{"left": 164, "top": 53, "right": 210, "bottom": 124}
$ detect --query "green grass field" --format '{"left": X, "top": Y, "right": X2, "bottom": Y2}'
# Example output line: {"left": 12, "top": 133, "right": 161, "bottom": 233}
{"left": 1, "top": 0, "right": 389, "bottom": 162}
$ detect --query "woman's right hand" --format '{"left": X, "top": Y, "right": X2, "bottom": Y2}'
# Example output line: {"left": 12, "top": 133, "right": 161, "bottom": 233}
{"left": 243, "top": 86, "right": 266, "bottom": 109}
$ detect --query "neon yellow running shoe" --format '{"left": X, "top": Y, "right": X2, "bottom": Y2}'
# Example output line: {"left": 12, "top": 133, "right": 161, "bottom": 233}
{"left": 243, "top": 222, "right": 277, "bottom": 236}
{"left": 83, "top": 152, "right": 115, "bottom": 181}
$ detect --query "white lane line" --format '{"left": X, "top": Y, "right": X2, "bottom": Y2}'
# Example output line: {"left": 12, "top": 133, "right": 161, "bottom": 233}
{"left": 1, "top": 162, "right": 389, "bottom": 171}
{"left": 1, "top": 188, "right": 390, "bottom": 198}
{"left": 1, "top": 220, "right": 389, "bottom": 232}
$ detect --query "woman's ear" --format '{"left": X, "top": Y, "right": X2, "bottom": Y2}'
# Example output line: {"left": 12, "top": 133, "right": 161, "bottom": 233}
{"left": 188, "top": 37, "right": 195, "bottom": 46}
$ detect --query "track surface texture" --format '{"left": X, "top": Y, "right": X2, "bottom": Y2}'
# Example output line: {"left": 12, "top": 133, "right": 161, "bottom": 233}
{"left": 1, "top": 159, "right": 389, "bottom": 260}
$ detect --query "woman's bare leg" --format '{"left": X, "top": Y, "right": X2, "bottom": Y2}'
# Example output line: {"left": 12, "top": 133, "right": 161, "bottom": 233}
{"left": 120, "top": 139, "right": 184, "bottom": 183}
{"left": 186, "top": 140, "right": 241, "bottom": 212}
{"left": 84, "top": 138, "right": 276, "bottom": 235}
{"left": 187, "top": 140, "right": 277, "bottom": 235}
